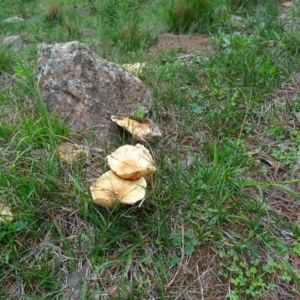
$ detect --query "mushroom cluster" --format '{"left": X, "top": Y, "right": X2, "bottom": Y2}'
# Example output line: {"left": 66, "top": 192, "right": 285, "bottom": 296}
{"left": 90, "top": 144, "right": 156, "bottom": 208}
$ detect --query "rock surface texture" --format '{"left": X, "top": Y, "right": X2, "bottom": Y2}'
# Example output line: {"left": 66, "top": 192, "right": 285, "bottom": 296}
{"left": 3, "top": 16, "right": 24, "bottom": 23}
{"left": 3, "top": 35, "right": 23, "bottom": 51}
{"left": 37, "top": 41, "right": 153, "bottom": 145}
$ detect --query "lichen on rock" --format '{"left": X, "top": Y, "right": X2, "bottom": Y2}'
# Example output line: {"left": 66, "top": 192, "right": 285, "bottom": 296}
{"left": 37, "top": 41, "right": 153, "bottom": 146}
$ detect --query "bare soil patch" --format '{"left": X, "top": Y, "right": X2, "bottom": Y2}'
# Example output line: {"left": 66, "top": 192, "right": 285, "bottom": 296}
{"left": 149, "top": 33, "right": 213, "bottom": 56}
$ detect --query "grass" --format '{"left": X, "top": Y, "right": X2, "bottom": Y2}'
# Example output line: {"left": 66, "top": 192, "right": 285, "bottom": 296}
{"left": 0, "top": 46, "right": 15, "bottom": 73}
{"left": 165, "top": 0, "right": 235, "bottom": 33}
{"left": 42, "top": 0, "right": 64, "bottom": 22}
{"left": 1, "top": 0, "right": 300, "bottom": 298}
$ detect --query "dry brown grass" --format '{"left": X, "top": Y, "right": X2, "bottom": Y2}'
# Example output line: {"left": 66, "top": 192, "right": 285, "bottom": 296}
{"left": 42, "top": 0, "right": 64, "bottom": 22}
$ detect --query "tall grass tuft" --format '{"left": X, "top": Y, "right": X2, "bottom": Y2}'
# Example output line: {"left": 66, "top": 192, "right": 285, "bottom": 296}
{"left": 64, "top": 18, "right": 80, "bottom": 37}
{"left": 42, "top": 0, "right": 64, "bottom": 22}
{"left": 0, "top": 46, "right": 15, "bottom": 74}
{"left": 114, "top": 20, "right": 143, "bottom": 52}
{"left": 166, "top": 0, "right": 230, "bottom": 33}
{"left": 99, "top": 0, "right": 153, "bottom": 53}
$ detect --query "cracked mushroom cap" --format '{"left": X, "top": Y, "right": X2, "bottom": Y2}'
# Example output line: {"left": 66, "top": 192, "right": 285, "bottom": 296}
{"left": 111, "top": 115, "right": 162, "bottom": 140}
{"left": 107, "top": 144, "right": 156, "bottom": 181}
{"left": 90, "top": 170, "right": 147, "bottom": 208}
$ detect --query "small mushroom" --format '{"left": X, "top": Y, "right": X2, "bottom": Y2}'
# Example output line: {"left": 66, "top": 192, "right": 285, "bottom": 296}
{"left": 111, "top": 115, "right": 162, "bottom": 140}
{"left": 90, "top": 170, "right": 146, "bottom": 208}
{"left": 107, "top": 144, "right": 156, "bottom": 181}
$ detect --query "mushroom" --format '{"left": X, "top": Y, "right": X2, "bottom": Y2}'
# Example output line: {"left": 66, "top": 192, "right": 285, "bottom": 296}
{"left": 90, "top": 170, "right": 147, "bottom": 208}
{"left": 107, "top": 144, "right": 156, "bottom": 181}
{"left": 111, "top": 115, "right": 162, "bottom": 140}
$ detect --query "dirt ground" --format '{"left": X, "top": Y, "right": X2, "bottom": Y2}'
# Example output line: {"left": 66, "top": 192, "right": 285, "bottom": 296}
{"left": 148, "top": 1, "right": 295, "bottom": 56}
{"left": 148, "top": 33, "right": 213, "bottom": 56}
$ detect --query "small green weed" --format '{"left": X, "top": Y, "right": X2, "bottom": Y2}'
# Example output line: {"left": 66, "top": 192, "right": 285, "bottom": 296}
{"left": 189, "top": 89, "right": 209, "bottom": 115}
{"left": 292, "top": 237, "right": 300, "bottom": 256}
{"left": 264, "top": 124, "right": 286, "bottom": 141}
{"left": 13, "top": 62, "right": 30, "bottom": 78}
{"left": 131, "top": 106, "right": 146, "bottom": 119}
{"left": 270, "top": 144, "right": 299, "bottom": 168}
{"left": 169, "top": 229, "right": 200, "bottom": 266}
{"left": 264, "top": 129, "right": 300, "bottom": 167}
{"left": 291, "top": 93, "right": 300, "bottom": 119}
{"left": 219, "top": 247, "right": 286, "bottom": 299}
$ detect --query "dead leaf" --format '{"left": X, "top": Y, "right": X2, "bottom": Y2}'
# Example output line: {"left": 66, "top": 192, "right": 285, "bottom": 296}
{"left": 0, "top": 203, "right": 13, "bottom": 222}
{"left": 247, "top": 148, "right": 262, "bottom": 156}
{"left": 248, "top": 149, "right": 284, "bottom": 178}
{"left": 259, "top": 155, "right": 277, "bottom": 168}
{"left": 111, "top": 115, "right": 162, "bottom": 140}
{"left": 282, "top": 1, "right": 294, "bottom": 7}
{"left": 57, "top": 143, "right": 88, "bottom": 165}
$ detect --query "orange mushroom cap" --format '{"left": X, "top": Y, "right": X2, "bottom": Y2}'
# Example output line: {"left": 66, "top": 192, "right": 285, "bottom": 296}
{"left": 90, "top": 170, "right": 147, "bottom": 208}
{"left": 107, "top": 144, "right": 156, "bottom": 181}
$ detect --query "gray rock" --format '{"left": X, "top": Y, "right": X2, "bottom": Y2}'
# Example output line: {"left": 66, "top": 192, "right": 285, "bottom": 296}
{"left": 3, "top": 35, "right": 23, "bottom": 51}
{"left": 37, "top": 41, "right": 153, "bottom": 146}
{"left": 3, "top": 16, "right": 24, "bottom": 23}
{"left": 3, "top": 35, "right": 19, "bottom": 44}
